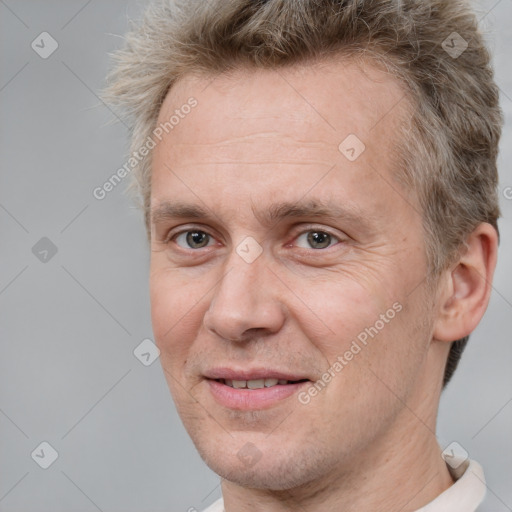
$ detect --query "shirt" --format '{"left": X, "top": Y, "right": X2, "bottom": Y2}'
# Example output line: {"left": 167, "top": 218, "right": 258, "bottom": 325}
{"left": 201, "top": 459, "right": 486, "bottom": 512}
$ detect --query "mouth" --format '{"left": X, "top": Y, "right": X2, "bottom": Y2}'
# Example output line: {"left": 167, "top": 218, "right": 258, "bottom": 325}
{"left": 215, "top": 378, "right": 309, "bottom": 389}
{"left": 204, "top": 370, "right": 312, "bottom": 410}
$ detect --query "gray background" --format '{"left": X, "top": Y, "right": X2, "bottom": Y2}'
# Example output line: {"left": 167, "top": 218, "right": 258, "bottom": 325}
{"left": 0, "top": 1, "right": 510, "bottom": 511}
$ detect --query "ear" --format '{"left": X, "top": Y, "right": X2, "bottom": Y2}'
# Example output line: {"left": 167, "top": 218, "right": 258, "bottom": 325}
{"left": 433, "top": 223, "right": 498, "bottom": 342}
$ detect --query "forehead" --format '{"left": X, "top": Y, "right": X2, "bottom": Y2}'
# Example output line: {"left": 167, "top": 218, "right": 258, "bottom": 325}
{"left": 157, "top": 56, "right": 409, "bottom": 145}
{"left": 151, "top": 57, "right": 414, "bottom": 223}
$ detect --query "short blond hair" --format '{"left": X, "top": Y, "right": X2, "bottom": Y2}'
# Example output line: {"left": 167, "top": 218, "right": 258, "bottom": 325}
{"left": 104, "top": 0, "right": 502, "bottom": 386}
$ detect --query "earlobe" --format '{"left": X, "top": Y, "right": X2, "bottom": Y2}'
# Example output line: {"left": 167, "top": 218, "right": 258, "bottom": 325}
{"left": 433, "top": 223, "right": 498, "bottom": 343}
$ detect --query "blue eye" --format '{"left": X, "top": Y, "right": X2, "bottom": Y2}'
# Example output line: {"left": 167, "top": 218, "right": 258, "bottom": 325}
{"left": 295, "top": 230, "right": 339, "bottom": 249}
{"left": 175, "top": 230, "right": 213, "bottom": 249}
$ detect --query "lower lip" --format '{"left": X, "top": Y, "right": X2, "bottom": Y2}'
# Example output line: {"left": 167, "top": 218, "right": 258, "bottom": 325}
{"left": 206, "top": 379, "right": 309, "bottom": 410}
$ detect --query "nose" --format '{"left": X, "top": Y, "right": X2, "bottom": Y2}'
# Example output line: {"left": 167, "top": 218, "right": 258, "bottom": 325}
{"left": 203, "top": 251, "right": 286, "bottom": 342}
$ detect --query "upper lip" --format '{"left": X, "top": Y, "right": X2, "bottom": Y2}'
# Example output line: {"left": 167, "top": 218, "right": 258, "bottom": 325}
{"left": 204, "top": 367, "right": 311, "bottom": 381}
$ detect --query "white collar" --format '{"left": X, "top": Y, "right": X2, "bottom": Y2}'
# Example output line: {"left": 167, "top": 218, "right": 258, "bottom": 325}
{"left": 415, "top": 459, "right": 486, "bottom": 512}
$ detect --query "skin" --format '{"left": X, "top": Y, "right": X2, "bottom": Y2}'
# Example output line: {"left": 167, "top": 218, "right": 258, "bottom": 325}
{"left": 148, "top": 57, "right": 498, "bottom": 511}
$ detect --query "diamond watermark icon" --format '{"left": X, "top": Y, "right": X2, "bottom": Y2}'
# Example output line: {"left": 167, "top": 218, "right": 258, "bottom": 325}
{"left": 442, "top": 32, "right": 468, "bottom": 59}
{"left": 32, "top": 237, "right": 58, "bottom": 263}
{"left": 237, "top": 442, "right": 262, "bottom": 468}
{"left": 31, "top": 32, "right": 59, "bottom": 59}
{"left": 134, "top": 338, "right": 160, "bottom": 366}
{"left": 338, "top": 134, "right": 366, "bottom": 161}
{"left": 442, "top": 441, "right": 469, "bottom": 470}
{"left": 236, "top": 236, "right": 263, "bottom": 264}
{"left": 31, "top": 441, "right": 59, "bottom": 469}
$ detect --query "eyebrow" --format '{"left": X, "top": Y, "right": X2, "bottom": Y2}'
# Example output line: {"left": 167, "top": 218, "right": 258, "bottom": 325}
{"left": 150, "top": 199, "right": 373, "bottom": 229}
{"left": 151, "top": 202, "right": 211, "bottom": 225}
{"left": 257, "top": 200, "right": 367, "bottom": 226}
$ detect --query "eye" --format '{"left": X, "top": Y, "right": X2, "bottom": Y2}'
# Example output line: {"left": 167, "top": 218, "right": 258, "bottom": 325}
{"left": 294, "top": 230, "right": 340, "bottom": 250}
{"left": 174, "top": 230, "right": 214, "bottom": 249}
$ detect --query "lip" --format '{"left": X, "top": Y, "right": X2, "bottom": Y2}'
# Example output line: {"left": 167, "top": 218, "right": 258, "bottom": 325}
{"left": 204, "top": 368, "right": 311, "bottom": 410}
{"left": 204, "top": 367, "right": 310, "bottom": 382}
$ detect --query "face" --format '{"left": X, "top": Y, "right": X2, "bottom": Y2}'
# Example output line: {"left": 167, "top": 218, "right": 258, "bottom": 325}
{"left": 149, "top": 58, "right": 436, "bottom": 490}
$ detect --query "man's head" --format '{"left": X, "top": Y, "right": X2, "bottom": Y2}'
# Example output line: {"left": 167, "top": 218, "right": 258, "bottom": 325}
{"left": 105, "top": 0, "right": 501, "bottom": 497}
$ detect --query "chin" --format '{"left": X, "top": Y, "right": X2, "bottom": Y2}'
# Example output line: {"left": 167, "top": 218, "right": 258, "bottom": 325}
{"left": 208, "top": 459, "right": 313, "bottom": 491}
{"left": 197, "top": 440, "right": 337, "bottom": 491}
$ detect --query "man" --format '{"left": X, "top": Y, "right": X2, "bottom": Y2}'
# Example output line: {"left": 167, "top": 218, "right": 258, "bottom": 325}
{"left": 105, "top": 0, "right": 502, "bottom": 510}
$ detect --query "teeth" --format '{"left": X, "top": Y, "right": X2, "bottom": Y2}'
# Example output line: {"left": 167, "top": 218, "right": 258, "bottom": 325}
{"left": 222, "top": 378, "right": 288, "bottom": 389}
{"left": 247, "top": 379, "right": 265, "bottom": 389}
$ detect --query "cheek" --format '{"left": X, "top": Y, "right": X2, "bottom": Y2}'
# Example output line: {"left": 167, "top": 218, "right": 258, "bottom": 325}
{"left": 296, "top": 271, "right": 425, "bottom": 407}
{"left": 295, "top": 275, "right": 393, "bottom": 356}
{"left": 149, "top": 267, "right": 206, "bottom": 357}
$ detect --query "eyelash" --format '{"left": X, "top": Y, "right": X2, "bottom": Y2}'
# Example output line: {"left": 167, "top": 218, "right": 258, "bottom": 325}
{"left": 165, "top": 226, "right": 343, "bottom": 251}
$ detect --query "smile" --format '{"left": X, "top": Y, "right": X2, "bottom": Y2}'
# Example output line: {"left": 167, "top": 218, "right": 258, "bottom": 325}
{"left": 217, "top": 378, "right": 308, "bottom": 389}
{"left": 206, "top": 375, "right": 311, "bottom": 410}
